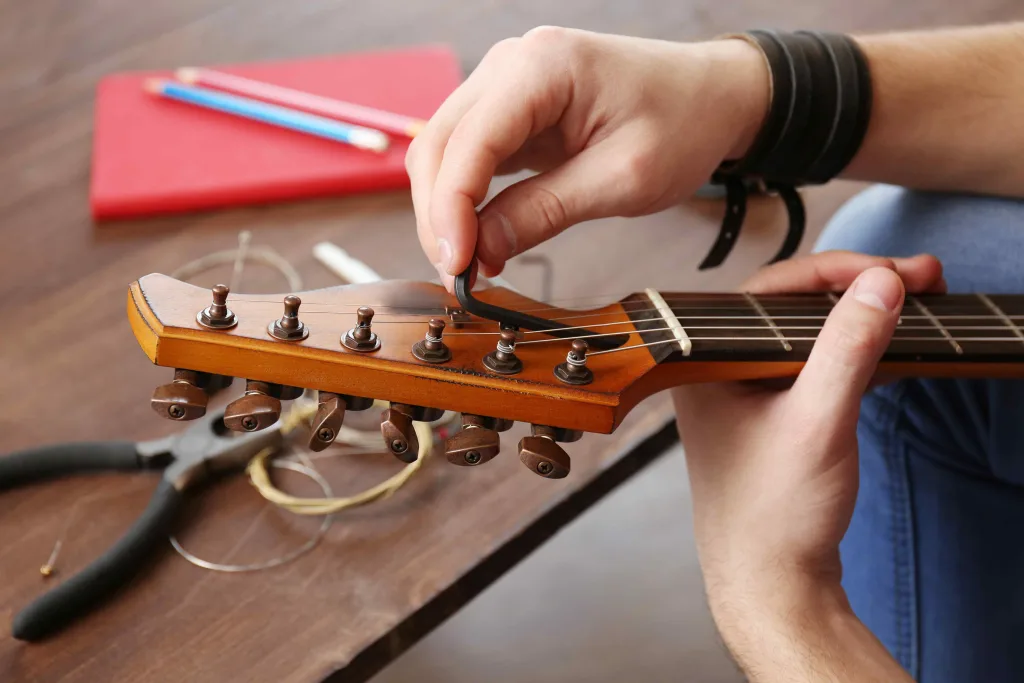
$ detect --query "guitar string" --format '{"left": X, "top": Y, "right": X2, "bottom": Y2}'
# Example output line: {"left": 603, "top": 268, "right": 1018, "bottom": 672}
{"left": 228, "top": 290, "right": 987, "bottom": 317}
{"left": 228, "top": 295, "right": 1001, "bottom": 317}
{"left": 436, "top": 316, "right": 1024, "bottom": 337}
{"left": 229, "top": 292, "right": 859, "bottom": 313}
{"left": 215, "top": 298, "right": 1024, "bottom": 342}
{"left": 586, "top": 335, "right": 1024, "bottom": 357}
{"left": 513, "top": 324, "right": 1024, "bottom": 345}
{"left": 225, "top": 299, "right": 1024, "bottom": 326}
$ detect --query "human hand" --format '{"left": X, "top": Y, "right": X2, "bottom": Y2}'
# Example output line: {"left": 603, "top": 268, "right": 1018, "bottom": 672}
{"left": 672, "top": 251, "right": 945, "bottom": 623}
{"left": 406, "top": 27, "right": 770, "bottom": 289}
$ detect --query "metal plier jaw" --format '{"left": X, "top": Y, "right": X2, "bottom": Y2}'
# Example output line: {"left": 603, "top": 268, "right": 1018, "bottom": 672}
{"left": 136, "top": 408, "right": 285, "bottom": 491}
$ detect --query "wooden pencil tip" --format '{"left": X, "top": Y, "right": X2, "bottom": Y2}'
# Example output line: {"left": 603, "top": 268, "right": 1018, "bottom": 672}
{"left": 143, "top": 78, "right": 166, "bottom": 94}
{"left": 176, "top": 67, "right": 200, "bottom": 84}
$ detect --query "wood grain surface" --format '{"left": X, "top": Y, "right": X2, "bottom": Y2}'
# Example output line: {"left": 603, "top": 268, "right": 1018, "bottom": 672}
{"left": 1, "top": 1, "right": 1017, "bottom": 681}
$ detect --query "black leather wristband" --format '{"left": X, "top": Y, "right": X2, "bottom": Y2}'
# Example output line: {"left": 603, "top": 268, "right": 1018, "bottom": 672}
{"left": 716, "top": 30, "right": 873, "bottom": 186}
{"left": 803, "top": 32, "right": 864, "bottom": 182}
{"left": 756, "top": 31, "right": 816, "bottom": 181}
{"left": 719, "top": 31, "right": 793, "bottom": 176}
{"left": 770, "top": 32, "right": 840, "bottom": 183}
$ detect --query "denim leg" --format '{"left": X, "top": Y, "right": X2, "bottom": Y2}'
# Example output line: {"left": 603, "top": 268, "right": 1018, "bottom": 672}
{"left": 815, "top": 185, "right": 1024, "bottom": 682}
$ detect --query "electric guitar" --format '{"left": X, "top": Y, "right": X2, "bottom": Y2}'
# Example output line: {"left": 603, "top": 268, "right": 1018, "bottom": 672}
{"left": 128, "top": 274, "right": 1024, "bottom": 479}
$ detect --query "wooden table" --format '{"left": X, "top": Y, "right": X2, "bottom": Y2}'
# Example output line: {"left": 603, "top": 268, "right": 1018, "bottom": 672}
{"left": 1, "top": 1, "right": 1014, "bottom": 681}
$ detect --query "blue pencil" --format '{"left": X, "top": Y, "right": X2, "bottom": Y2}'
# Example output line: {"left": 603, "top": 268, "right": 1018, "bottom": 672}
{"left": 145, "top": 79, "right": 390, "bottom": 152}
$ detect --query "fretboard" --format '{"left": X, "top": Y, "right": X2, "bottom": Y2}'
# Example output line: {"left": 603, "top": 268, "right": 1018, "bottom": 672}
{"left": 624, "top": 292, "right": 1024, "bottom": 364}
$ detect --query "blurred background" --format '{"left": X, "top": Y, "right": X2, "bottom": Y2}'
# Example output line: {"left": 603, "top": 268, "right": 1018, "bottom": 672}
{"left": 3, "top": 1, "right": 1019, "bottom": 682}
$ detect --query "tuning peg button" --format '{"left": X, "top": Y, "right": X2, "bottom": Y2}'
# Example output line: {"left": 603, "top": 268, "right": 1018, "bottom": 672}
{"left": 151, "top": 369, "right": 209, "bottom": 421}
{"left": 308, "top": 392, "right": 346, "bottom": 452}
{"left": 224, "top": 380, "right": 282, "bottom": 432}
{"left": 381, "top": 405, "right": 419, "bottom": 463}
{"left": 445, "top": 415, "right": 501, "bottom": 466}
{"left": 518, "top": 425, "right": 572, "bottom": 479}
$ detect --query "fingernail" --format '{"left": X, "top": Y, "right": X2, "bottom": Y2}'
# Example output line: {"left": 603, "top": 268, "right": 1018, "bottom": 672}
{"left": 435, "top": 238, "right": 453, "bottom": 275}
{"left": 478, "top": 212, "right": 516, "bottom": 261}
{"left": 852, "top": 268, "right": 902, "bottom": 313}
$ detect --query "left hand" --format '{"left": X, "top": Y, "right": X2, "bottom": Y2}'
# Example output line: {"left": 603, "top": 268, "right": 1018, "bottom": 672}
{"left": 672, "top": 251, "right": 945, "bottom": 626}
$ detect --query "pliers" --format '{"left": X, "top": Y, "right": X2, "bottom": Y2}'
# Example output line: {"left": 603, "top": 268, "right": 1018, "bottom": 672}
{"left": 0, "top": 409, "right": 284, "bottom": 641}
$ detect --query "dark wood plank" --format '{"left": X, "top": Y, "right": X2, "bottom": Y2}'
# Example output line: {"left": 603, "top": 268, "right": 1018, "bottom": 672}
{"left": 1, "top": 1, "right": 1018, "bottom": 682}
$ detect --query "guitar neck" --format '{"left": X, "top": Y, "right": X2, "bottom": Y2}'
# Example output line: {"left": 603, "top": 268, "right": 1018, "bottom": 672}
{"left": 623, "top": 291, "right": 1024, "bottom": 381}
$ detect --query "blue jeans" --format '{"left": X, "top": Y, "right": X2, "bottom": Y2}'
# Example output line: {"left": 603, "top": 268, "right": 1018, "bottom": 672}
{"left": 815, "top": 185, "right": 1024, "bottom": 682}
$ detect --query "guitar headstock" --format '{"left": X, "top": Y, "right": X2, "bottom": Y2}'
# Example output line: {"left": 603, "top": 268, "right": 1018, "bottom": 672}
{"left": 127, "top": 274, "right": 664, "bottom": 479}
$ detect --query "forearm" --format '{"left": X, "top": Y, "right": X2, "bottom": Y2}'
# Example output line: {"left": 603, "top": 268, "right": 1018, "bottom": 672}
{"left": 710, "top": 580, "right": 913, "bottom": 683}
{"left": 844, "top": 23, "right": 1024, "bottom": 197}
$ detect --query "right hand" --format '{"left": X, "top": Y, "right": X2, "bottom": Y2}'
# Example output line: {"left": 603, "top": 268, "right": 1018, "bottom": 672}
{"left": 406, "top": 27, "right": 770, "bottom": 289}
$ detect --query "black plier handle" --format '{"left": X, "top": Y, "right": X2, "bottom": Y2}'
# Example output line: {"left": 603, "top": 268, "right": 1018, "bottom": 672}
{"left": 1, "top": 409, "right": 282, "bottom": 641}
{"left": 0, "top": 441, "right": 181, "bottom": 641}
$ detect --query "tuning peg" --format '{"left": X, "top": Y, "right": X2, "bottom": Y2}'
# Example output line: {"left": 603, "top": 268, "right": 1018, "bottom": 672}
{"left": 483, "top": 328, "right": 523, "bottom": 375}
{"left": 224, "top": 380, "right": 282, "bottom": 432}
{"left": 554, "top": 339, "right": 593, "bottom": 385}
{"left": 151, "top": 369, "right": 209, "bottom": 421}
{"left": 197, "top": 284, "right": 238, "bottom": 329}
{"left": 412, "top": 318, "right": 451, "bottom": 363}
{"left": 518, "top": 425, "right": 575, "bottom": 479}
{"left": 445, "top": 414, "right": 503, "bottom": 466}
{"left": 308, "top": 391, "right": 346, "bottom": 452}
{"left": 380, "top": 404, "right": 419, "bottom": 463}
{"left": 342, "top": 306, "right": 381, "bottom": 352}
{"left": 268, "top": 295, "right": 309, "bottom": 341}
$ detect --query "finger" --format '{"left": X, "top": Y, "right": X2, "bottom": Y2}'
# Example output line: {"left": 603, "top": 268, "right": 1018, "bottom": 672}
{"left": 743, "top": 251, "right": 943, "bottom": 295}
{"left": 474, "top": 137, "right": 656, "bottom": 271}
{"left": 408, "top": 46, "right": 511, "bottom": 274}
{"left": 791, "top": 267, "right": 904, "bottom": 426}
{"left": 429, "top": 49, "right": 574, "bottom": 276}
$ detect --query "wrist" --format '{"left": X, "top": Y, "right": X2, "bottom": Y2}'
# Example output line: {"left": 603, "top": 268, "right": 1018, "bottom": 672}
{"left": 710, "top": 578, "right": 857, "bottom": 680}
{"left": 699, "top": 37, "right": 771, "bottom": 161}
{"left": 709, "top": 572, "right": 849, "bottom": 639}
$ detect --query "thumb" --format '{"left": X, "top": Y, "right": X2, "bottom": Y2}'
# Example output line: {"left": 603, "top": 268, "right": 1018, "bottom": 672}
{"left": 474, "top": 140, "right": 650, "bottom": 273}
{"left": 791, "top": 267, "right": 905, "bottom": 424}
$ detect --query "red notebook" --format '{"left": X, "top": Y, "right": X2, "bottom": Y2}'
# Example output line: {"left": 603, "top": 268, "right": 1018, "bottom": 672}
{"left": 90, "top": 46, "right": 462, "bottom": 220}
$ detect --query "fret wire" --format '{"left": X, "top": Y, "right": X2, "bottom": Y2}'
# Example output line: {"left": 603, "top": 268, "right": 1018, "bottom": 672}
{"left": 976, "top": 294, "right": 1024, "bottom": 345}
{"left": 743, "top": 293, "right": 792, "bottom": 351}
{"left": 910, "top": 296, "right": 963, "bottom": 355}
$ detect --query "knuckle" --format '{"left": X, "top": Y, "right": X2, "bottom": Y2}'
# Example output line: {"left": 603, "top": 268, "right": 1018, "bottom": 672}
{"left": 825, "top": 324, "right": 877, "bottom": 363}
{"left": 522, "top": 25, "right": 573, "bottom": 50}
{"left": 482, "top": 37, "right": 521, "bottom": 64}
{"left": 616, "top": 149, "right": 664, "bottom": 207}
{"left": 530, "top": 186, "right": 569, "bottom": 232}
{"left": 404, "top": 136, "right": 421, "bottom": 172}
